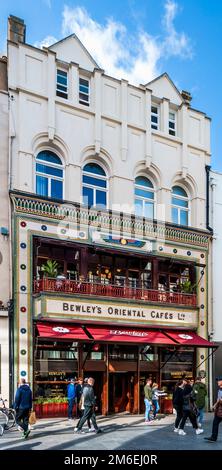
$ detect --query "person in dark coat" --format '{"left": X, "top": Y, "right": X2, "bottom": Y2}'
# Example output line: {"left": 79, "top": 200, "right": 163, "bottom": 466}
{"left": 74, "top": 377, "right": 102, "bottom": 434}
{"left": 205, "top": 376, "right": 222, "bottom": 442}
{"left": 178, "top": 382, "right": 203, "bottom": 436}
{"left": 14, "top": 378, "right": 32, "bottom": 438}
{"left": 173, "top": 380, "right": 184, "bottom": 432}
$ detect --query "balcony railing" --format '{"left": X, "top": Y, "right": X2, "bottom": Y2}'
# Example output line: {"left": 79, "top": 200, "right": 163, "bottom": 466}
{"left": 33, "top": 278, "right": 197, "bottom": 307}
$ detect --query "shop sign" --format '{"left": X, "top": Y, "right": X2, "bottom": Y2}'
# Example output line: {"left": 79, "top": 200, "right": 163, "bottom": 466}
{"left": 41, "top": 299, "right": 198, "bottom": 327}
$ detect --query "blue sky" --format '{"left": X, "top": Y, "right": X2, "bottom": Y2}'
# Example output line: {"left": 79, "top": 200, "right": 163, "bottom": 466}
{"left": 1, "top": 0, "right": 222, "bottom": 170}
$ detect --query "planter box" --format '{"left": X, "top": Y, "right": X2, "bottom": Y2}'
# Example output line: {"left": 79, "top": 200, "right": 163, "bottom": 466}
{"left": 34, "top": 403, "right": 68, "bottom": 418}
{"left": 161, "top": 398, "right": 173, "bottom": 414}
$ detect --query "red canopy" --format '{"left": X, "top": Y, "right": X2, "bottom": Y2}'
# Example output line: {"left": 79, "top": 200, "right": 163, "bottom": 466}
{"left": 85, "top": 326, "right": 175, "bottom": 344}
{"left": 36, "top": 322, "right": 89, "bottom": 340}
{"left": 164, "top": 330, "right": 214, "bottom": 347}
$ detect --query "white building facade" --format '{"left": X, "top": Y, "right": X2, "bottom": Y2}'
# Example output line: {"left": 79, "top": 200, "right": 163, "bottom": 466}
{"left": 7, "top": 15, "right": 214, "bottom": 414}
{"left": 0, "top": 56, "right": 10, "bottom": 402}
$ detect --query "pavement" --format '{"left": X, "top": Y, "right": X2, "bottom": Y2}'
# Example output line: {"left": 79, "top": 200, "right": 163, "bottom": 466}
{"left": 0, "top": 412, "right": 221, "bottom": 451}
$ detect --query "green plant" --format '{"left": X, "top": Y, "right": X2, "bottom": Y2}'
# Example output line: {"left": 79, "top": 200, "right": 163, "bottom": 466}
{"left": 180, "top": 280, "right": 196, "bottom": 294}
{"left": 40, "top": 259, "right": 60, "bottom": 278}
{"left": 37, "top": 397, "right": 68, "bottom": 405}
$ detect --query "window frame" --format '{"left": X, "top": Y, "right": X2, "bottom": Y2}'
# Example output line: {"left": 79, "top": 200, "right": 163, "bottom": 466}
{"left": 134, "top": 176, "right": 156, "bottom": 220}
{"left": 151, "top": 104, "right": 159, "bottom": 131}
{"left": 82, "top": 162, "right": 108, "bottom": 209}
{"left": 79, "top": 76, "right": 90, "bottom": 106}
{"left": 56, "top": 69, "right": 68, "bottom": 100}
{"left": 35, "top": 150, "right": 64, "bottom": 200}
{"left": 169, "top": 110, "right": 176, "bottom": 136}
{"left": 171, "top": 186, "right": 190, "bottom": 226}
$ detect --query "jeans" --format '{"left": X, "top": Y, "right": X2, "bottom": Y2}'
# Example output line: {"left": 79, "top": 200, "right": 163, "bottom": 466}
{"left": 16, "top": 408, "right": 30, "bottom": 433}
{"left": 211, "top": 415, "right": 222, "bottom": 440}
{"left": 174, "top": 406, "right": 183, "bottom": 429}
{"left": 68, "top": 398, "right": 75, "bottom": 419}
{"left": 198, "top": 407, "right": 204, "bottom": 424}
{"left": 77, "top": 405, "right": 98, "bottom": 431}
{"left": 152, "top": 399, "right": 160, "bottom": 417}
{"left": 144, "top": 399, "right": 152, "bottom": 421}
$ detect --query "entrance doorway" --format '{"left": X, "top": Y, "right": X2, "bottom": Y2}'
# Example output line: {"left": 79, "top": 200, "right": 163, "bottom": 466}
{"left": 108, "top": 372, "right": 134, "bottom": 413}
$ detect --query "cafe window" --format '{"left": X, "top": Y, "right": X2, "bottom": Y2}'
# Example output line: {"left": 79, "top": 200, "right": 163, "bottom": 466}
{"left": 160, "top": 347, "right": 195, "bottom": 393}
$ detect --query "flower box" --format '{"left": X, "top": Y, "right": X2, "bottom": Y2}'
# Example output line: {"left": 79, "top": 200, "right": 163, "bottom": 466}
{"left": 34, "top": 401, "right": 68, "bottom": 418}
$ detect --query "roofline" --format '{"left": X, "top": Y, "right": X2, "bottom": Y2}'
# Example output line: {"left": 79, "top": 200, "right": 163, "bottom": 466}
{"left": 48, "top": 33, "right": 100, "bottom": 69}
{"left": 145, "top": 72, "right": 183, "bottom": 102}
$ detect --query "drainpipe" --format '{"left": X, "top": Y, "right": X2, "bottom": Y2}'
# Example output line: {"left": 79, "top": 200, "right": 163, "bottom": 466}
{"left": 206, "top": 165, "right": 213, "bottom": 232}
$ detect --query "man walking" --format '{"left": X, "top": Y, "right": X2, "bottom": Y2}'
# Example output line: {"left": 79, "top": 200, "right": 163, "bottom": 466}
{"left": 144, "top": 378, "right": 152, "bottom": 423}
{"left": 67, "top": 378, "right": 76, "bottom": 421}
{"left": 205, "top": 376, "right": 222, "bottom": 442}
{"left": 74, "top": 377, "right": 102, "bottom": 434}
{"left": 14, "top": 378, "right": 32, "bottom": 439}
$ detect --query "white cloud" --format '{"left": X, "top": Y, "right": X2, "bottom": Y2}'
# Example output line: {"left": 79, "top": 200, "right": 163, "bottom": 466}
{"left": 34, "top": 35, "right": 58, "bottom": 49}
{"left": 36, "top": 1, "right": 193, "bottom": 85}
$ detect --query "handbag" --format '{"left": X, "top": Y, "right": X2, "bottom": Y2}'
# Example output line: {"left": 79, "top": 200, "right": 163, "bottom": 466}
{"left": 29, "top": 410, "right": 37, "bottom": 425}
{"left": 215, "top": 403, "right": 222, "bottom": 418}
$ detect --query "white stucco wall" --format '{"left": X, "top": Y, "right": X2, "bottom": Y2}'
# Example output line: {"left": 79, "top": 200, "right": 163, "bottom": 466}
{"left": 7, "top": 37, "right": 211, "bottom": 229}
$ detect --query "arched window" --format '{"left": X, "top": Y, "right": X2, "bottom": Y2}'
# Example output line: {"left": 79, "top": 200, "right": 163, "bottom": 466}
{"left": 36, "top": 150, "right": 64, "bottom": 199}
{"left": 134, "top": 176, "right": 155, "bottom": 219}
{"left": 82, "top": 163, "right": 107, "bottom": 208}
{"left": 172, "top": 186, "right": 189, "bottom": 225}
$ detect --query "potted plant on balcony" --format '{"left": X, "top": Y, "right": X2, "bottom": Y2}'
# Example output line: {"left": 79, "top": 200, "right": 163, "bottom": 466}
{"left": 40, "top": 259, "right": 60, "bottom": 278}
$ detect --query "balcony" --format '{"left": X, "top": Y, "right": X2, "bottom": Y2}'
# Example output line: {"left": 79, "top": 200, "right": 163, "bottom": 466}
{"left": 33, "top": 278, "right": 197, "bottom": 307}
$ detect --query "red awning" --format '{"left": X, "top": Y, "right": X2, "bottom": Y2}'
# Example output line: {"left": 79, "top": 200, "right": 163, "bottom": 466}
{"left": 164, "top": 330, "right": 214, "bottom": 347}
{"left": 86, "top": 326, "right": 176, "bottom": 344}
{"left": 36, "top": 322, "right": 89, "bottom": 340}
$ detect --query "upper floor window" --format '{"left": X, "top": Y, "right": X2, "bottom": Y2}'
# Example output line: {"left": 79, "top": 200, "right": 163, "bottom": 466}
{"left": 79, "top": 77, "right": 90, "bottom": 106}
{"left": 172, "top": 186, "right": 189, "bottom": 225}
{"left": 82, "top": 163, "right": 107, "bottom": 208}
{"left": 169, "top": 111, "right": 176, "bottom": 136}
{"left": 151, "top": 105, "right": 159, "bottom": 130}
{"left": 135, "top": 176, "right": 155, "bottom": 219}
{"left": 36, "top": 150, "right": 64, "bottom": 200}
{"left": 56, "top": 69, "right": 68, "bottom": 99}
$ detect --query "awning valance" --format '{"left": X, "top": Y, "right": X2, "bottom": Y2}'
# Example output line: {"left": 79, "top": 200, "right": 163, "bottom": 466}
{"left": 36, "top": 322, "right": 215, "bottom": 347}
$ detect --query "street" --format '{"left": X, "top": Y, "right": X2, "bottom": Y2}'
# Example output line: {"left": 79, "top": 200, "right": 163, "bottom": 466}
{"left": 0, "top": 412, "right": 221, "bottom": 451}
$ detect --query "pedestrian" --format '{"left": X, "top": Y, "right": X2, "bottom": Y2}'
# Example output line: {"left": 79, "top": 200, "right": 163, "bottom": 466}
{"left": 173, "top": 379, "right": 185, "bottom": 432}
{"left": 67, "top": 378, "right": 76, "bottom": 421}
{"left": 75, "top": 378, "right": 93, "bottom": 432}
{"left": 151, "top": 383, "right": 165, "bottom": 419}
{"left": 178, "top": 380, "right": 204, "bottom": 436}
{"left": 74, "top": 377, "right": 102, "bottom": 434}
{"left": 75, "top": 377, "right": 83, "bottom": 418}
{"left": 14, "top": 378, "right": 32, "bottom": 439}
{"left": 144, "top": 378, "right": 152, "bottom": 423}
{"left": 193, "top": 376, "right": 207, "bottom": 427}
{"left": 204, "top": 376, "right": 222, "bottom": 442}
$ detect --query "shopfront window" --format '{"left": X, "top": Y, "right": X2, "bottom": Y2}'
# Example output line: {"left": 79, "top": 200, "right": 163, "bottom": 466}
{"left": 160, "top": 347, "right": 195, "bottom": 393}
{"left": 109, "top": 345, "right": 138, "bottom": 361}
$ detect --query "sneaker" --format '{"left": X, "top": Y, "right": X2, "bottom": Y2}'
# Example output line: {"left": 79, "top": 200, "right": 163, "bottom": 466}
{"left": 196, "top": 428, "right": 204, "bottom": 435}
{"left": 21, "top": 432, "right": 26, "bottom": 438}
{"left": 24, "top": 430, "right": 30, "bottom": 439}
{"left": 95, "top": 429, "right": 102, "bottom": 434}
{"left": 17, "top": 425, "right": 23, "bottom": 432}
{"left": 204, "top": 436, "right": 216, "bottom": 442}
{"left": 174, "top": 428, "right": 179, "bottom": 433}
{"left": 74, "top": 429, "right": 85, "bottom": 434}
{"left": 74, "top": 427, "right": 78, "bottom": 432}
{"left": 88, "top": 428, "right": 95, "bottom": 432}
{"left": 178, "top": 430, "right": 186, "bottom": 436}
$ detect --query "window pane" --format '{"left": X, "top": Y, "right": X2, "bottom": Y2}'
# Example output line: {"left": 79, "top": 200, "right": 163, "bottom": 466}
{"left": 172, "top": 196, "right": 188, "bottom": 207}
{"left": 79, "top": 93, "right": 89, "bottom": 102}
{"left": 169, "top": 112, "right": 175, "bottom": 120}
{"left": 180, "top": 210, "right": 188, "bottom": 226}
{"left": 135, "top": 176, "right": 153, "bottom": 188}
{"left": 135, "top": 199, "right": 143, "bottom": 217}
{"left": 172, "top": 207, "right": 178, "bottom": 224}
{"left": 135, "top": 188, "right": 154, "bottom": 199}
{"left": 151, "top": 106, "right": 158, "bottom": 114}
{"left": 57, "top": 75, "right": 67, "bottom": 86}
{"left": 96, "top": 190, "right": 106, "bottom": 207}
{"left": 151, "top": 115, "right": 158, "bottom": 124}
{"left": 79, "top": 84, "right": 89, "bottom": 93}
{"left": 36, "top": 175, "right": 48, "bottom": 196}
{"left": 169, "top": 121, "right": 175, "bottom": 129}
{"left": 144, "top": 201, "right": 154, "bottom": 219}
{"left": 172, "top": 186, "right": 187, "bottom": 197}
{"left": 80, "top": 78, "right": 89, "bottom": 87}
{"left": 57, "top": 70, "right": 67, "bottom": 78}
{"left": 83, "top": 174, "right": 106, "bottom": 188}
{"left": 36, "top": 163, "right": 63, "bottom": 177}
{"left": 83, "top": 186, "right": 94, "bottom": 207}
{"left": 83, "top": 163, "right": 106, "bottom": 176}
{"left": 37, "top": 151, "right": 62, "bottom": 165}
{"left": 51, "top": 179, "right": 63, "bottom": 199}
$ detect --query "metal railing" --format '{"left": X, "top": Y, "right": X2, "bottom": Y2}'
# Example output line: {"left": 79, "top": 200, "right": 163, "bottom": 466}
{"left": 33, "top": 278, "right": 197, "bottom": 306}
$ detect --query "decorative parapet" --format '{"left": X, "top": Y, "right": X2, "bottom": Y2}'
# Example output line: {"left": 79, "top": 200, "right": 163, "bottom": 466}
{"left": 10, "top": 192, "right": 211, "bottom": 248}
